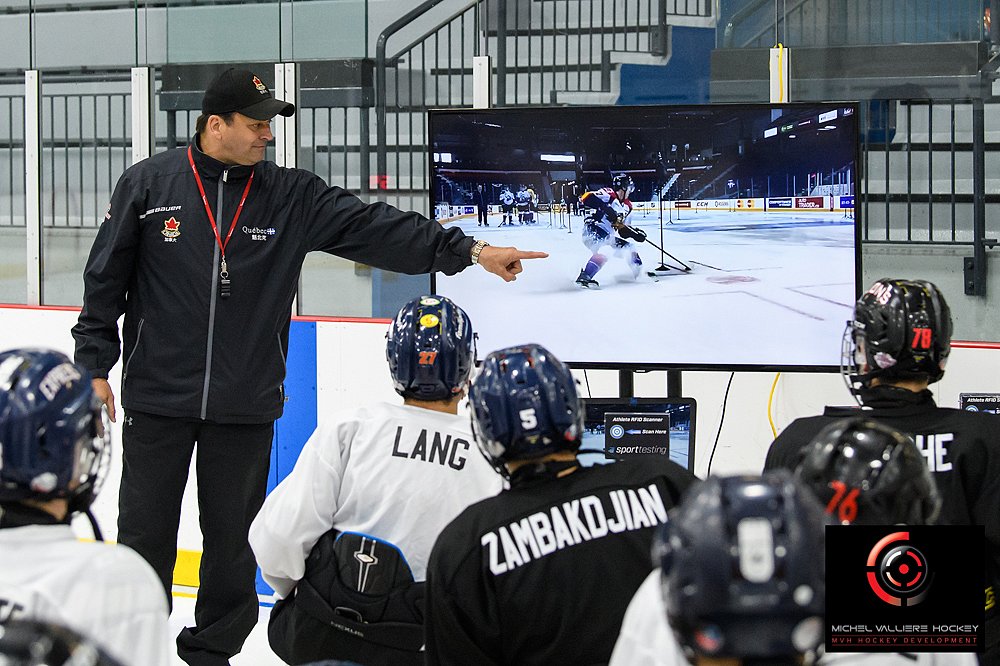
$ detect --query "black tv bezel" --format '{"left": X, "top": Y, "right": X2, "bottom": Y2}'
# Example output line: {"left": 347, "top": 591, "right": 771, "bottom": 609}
{"left": 580, "top": 396, "right": 697, "bottom": 472}
{"left": 428, "top": 102, "right": 863, "bottom": 374}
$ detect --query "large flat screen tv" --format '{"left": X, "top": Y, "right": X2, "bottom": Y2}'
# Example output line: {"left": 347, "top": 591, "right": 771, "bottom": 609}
{"left": 430, "top": 103, "right": 860, "bottom": 370}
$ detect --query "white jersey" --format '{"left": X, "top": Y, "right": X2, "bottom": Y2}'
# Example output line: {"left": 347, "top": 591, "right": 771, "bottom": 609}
{"left": 500, "top": 190, "right": 515, "bottom": 206}
{"left": 0, "top": 524, "right": 171, "bottom": 666}
{"left": 250, "top": 401, "right": 502, "bottom": 599}
{"left": 611, "top": 569, "right": 977, "bottom": 666}
{"left": 581, "top": 188, "right": 633, "bottom": 240}
{"left": 609, "top": 570, "right": 687, "bottom": 666}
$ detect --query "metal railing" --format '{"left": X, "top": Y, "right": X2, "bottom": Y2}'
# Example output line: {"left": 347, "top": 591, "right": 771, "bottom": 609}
{"left": 0, "top": 95, "right": 25, "bottom": 228}
{"left": 41, "top": 92, "right": 130, "bottom": 229}
{"left": 721, "top": 0, "right": 987, "bottom": 49}
{"left": 859, "top": 98, "right": 999, "bottom": 245}
{"left": 859, "top": 97, "right": 998, "bottom": 293}
{"left": 375, "top": 0, "right": 713, "bottom": 192}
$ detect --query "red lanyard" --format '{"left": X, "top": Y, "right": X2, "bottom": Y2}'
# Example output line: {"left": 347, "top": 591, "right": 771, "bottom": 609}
{"left": 187, "top": 146, "right": 254, "bottom": 264}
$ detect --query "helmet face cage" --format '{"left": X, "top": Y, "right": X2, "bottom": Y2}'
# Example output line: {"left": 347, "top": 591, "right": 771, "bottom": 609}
{"left": 794, "top": 418, "right": 941, "bottom": 526}
{"left": 68, "top": 401, "right": 112, "bottom": 514}
{"left": 839, "top": 319, "right": 861, "bottom": 401}
{"left": 658, "top": 473, "right": 827, "bottom": 661}
{"left": 468, "top": 344, "right": 583, "bottom": 478}
{"left": 385, "top": 295, "right": 476, "bottom": 402}
{"left": 0, "top": 349, "right": 108, "bottom": 513}
{"left": 847, "top": 279, "right": 952, "bottom": 391}
{"left": 612, "top": 173, "right": 635, "bottom": 198}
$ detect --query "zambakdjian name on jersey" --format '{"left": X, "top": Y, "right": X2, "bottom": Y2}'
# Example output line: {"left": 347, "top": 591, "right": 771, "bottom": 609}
{"left": 482, "top": 483, "right": 667, "bottom": 575}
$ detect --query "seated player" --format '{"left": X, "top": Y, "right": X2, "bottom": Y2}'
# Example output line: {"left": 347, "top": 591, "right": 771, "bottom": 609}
{"left": 794, "top": 417, "right": 941, "bottom": 526}
{"left": 424, "top": 343, "right": 696, "bottom": 665}
{"left": 575, "top": 173, "right": 645, "bottom": 288}
{"left": 764, "top": 278, "right": 1000, "bottom": 664}
{"left": 0, "top": 348, "right": 170, "bottom": 666}
{"left": 612, "top": 462, "right": 974, "bottom": 665}
{"left": 611, "top": 472, "right": 827, "bottom": 666}
{"left": 249, "top": 295, "right": 502, "bottom": 666}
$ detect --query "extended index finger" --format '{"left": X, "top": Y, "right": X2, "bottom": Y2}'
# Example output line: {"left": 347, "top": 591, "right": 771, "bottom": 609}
{"left": 513, "top": 250, "right": 549, "bottom": 260}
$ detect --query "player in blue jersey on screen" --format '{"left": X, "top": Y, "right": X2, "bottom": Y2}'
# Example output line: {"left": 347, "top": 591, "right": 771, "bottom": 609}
{"left": 575, "top": 173, "right": 646, "bottom": 288}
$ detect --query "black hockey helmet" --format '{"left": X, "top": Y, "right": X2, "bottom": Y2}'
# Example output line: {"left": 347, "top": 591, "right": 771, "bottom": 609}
{"left": 0, "top": 619, "right": 124, "bottom": 665}
{"left": 0, "top": 348, "right": 110, "bottom": 515}
{"left": 842, "top": 278, "right": 952, "bottom": 391}
{"left": 657, "top": 472, "right": 827, "bottom": 661}
{"left": 794, "top": 417, "right": 940, "bottom": 526}
{"left": 611, "top": 173, "right": 635, "bottom": 197}
{"left": 386, "top": 295, "right": 476, "bottom": 401}
{"left": 468, "top": 344, "right": 583, "bottom": 477}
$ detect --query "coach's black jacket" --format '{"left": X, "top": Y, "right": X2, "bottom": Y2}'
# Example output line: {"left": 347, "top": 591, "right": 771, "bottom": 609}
{"left": 425, "top": 457, "right": 696, "bottom": 666}
{"left": 764, "top": 385, "right": 1000, "bottom": 656}
{"left": 72, "top": 138, "right": 475, "bottom": 424}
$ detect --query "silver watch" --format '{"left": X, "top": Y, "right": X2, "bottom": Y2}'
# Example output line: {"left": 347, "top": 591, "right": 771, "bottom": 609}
{"left": 471, "top": 239, "right": 490, "bottom": 264}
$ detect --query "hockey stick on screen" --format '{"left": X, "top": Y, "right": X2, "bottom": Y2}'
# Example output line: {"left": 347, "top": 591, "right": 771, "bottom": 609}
{"left": 637, "top": 233, "right": 691, "bottom": 272}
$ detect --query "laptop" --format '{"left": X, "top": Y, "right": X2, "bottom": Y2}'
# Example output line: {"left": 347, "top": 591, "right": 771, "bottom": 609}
{"left": 579, "top": 397, "right": 696, "bottom": 472}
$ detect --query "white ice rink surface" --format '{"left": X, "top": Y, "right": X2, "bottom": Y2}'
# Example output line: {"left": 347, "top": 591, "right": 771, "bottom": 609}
{"left": 436, "top": 208, "right": 857, "bottom": 367}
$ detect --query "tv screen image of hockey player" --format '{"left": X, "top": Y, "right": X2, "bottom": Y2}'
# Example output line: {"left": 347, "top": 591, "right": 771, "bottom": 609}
{"left": 430, "top": 103, "right": 860, "bottom": 370}
{"left": 577, "top": 398, "right": 696, "bottom": 471}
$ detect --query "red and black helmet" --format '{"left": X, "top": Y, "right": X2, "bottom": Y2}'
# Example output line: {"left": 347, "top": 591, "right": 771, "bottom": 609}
{"left": 842, "top": 278, "right": 952, "bottom": 388}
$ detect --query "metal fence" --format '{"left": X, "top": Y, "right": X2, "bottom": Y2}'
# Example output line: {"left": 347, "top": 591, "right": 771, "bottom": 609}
{"left": 0, "top": 95, "right": 24, "bottom": 228}
{"left": 375, "top": 0, "right": 714, "bottom": 195}
{"left": 859, "top": 98, "right": 1000, "bottom": 247}
{"left": 41, "top": 92, "right": 130, "bottom": 229}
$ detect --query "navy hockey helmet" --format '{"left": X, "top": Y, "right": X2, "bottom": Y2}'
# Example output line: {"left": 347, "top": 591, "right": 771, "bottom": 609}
{"left": 0, "top": 349, "right": 110, "bottom": 514}
{"left": 657, "top": 472, "right": 827, "bottom": 661}
{"left": 386, "top": 295, "right": 476, "bottom": 401}
{"left": 842, "top": 278, "right": 952, "bottom": 390}
{"left": 794, "top": 417, "right": 940, "bottom": 526}
{"left": 611, "top": 173, "right": 635, "bottom": 197}
{"left": 468, "top": 344, "right": 583, "bottom": 476}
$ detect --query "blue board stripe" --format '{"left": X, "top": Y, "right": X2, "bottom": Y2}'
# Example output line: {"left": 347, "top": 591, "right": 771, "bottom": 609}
{"left": 257, "top": 320, "right": 318, "bottom": 596}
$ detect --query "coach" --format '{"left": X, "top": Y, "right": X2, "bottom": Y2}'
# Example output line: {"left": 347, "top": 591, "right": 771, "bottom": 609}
{"left": 71, "top": 67, "right": 545, "bottom": 666}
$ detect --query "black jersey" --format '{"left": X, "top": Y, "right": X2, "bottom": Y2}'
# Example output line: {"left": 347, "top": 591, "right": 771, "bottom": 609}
{"left": 425, "top": 457, "right": 696, "bottom": 666}
{"left": 764, "top": 385, "right": 1000, "bottom": 657}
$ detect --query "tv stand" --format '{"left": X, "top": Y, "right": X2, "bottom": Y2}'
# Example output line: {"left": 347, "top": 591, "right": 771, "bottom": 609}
{"left": 617, "top": 369, "right": 683, "bottom": 399}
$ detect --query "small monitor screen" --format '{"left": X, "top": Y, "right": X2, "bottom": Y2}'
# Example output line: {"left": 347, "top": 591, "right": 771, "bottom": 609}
{"left": 579, "top": 397, "right": 696, "bottom": 471}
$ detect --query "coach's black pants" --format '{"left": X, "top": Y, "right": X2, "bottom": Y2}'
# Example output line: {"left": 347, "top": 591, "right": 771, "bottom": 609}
{"left": 118, "top": 410, "right": 273, "bottom": 666}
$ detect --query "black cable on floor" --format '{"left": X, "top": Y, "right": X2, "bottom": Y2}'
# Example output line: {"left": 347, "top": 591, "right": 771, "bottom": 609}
{"left": 706, "top": 372, "right": 735, "bottom": 477}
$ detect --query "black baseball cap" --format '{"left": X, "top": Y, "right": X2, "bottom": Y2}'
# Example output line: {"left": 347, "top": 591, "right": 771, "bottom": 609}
{"left": 201, "top": 68, "right": 295, "bottom": 120}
